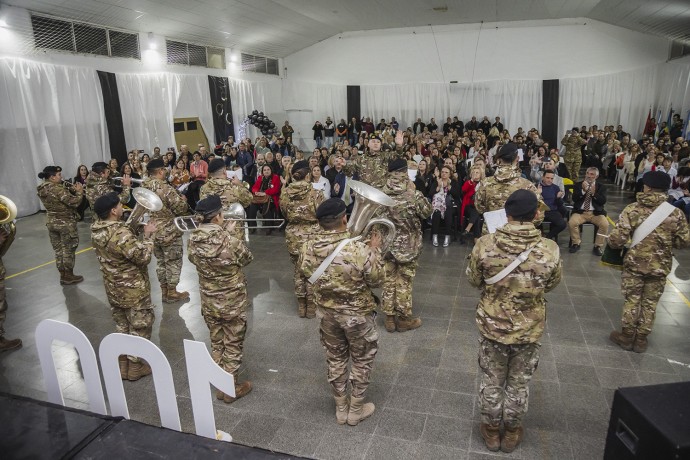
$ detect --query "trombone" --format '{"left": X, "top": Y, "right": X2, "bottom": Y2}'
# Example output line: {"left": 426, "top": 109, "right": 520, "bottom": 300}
{"left": 174, "top": 202, "right": 284, "bottom": 238}
{"left": 111, "top": 176, "right": 145, "bottom": 186}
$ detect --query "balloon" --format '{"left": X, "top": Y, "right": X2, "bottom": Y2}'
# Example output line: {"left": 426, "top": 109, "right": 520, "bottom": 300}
{"left": 261, "top": 129, "right": 268, "bottom": 135}
{"left": 269, "top": 121, "right": 276, "bottom": 128}
{"left": 252, "top": 110, "right": 258, "bottom": 115}
{"left": 259, "top": 112, "right": 264, "bottom": 117}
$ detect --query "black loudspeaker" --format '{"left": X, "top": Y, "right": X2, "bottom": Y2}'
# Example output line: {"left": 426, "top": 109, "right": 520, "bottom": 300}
{"left": 604, "top": 382, "right": 690, "bottom": 459}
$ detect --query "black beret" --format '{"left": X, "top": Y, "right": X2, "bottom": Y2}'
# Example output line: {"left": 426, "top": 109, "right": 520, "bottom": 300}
{"left": 91, "top": 161, "right": 108, "bottom": 173}
{"left": 316, "top": 198, "right": 347, "bottom": 220}
{"left": 208, "top": 158, "right": 226, "bottom": 174}
{"left": 38, "top": 165, "right": 61, "bottom": 179}
{"left": 94, "top": 192, "right": 120, "bottom": 218}
{"left": 388, "top": 158, "right": 407, "bottom": 172}
{"left": 369, "top": 132, "right": 382, "bottom": 141}
{"left": 147, "top": 158, "right": 165, "bottom": 171}
{"left": 642, "top": 171, "right": 671, "bottom": 190}
{"left": 495, "top": 143, "right": 518, "bottom": 161}
{"left": 504, "top": 189, "right": 538, "bottom": 218}
{"left": 195, "top": 195, "right": 223, "bottom": 216}
{"left": 292, "top": 160, "right": 309, "bottom": 174}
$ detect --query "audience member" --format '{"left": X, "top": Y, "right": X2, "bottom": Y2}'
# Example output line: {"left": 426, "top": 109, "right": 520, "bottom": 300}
{"left": 568, "top": 167, "right": 609, "bottom": 255}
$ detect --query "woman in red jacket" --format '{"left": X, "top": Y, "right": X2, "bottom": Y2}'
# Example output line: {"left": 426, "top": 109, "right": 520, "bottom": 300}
{"left": 461, "top": 166, "right": 484, "bottom": 242}
{"left": 248, "top": 164, "right": 281, "bottom": 235}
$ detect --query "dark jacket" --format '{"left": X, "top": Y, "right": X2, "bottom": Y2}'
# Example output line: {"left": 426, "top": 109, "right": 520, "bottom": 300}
{"left": 572, "top": 180, "right": 607, "bottom": 216}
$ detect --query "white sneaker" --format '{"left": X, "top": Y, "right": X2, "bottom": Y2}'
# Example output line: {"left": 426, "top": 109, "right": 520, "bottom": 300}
{"left": 432, "top": 235, "right": 439, "bottom": 247}
{"left": 443, "top": 235, "right": 450, "bottom": 247}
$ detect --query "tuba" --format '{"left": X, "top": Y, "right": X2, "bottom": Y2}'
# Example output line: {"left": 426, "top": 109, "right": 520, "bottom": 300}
{"left": 125, "top": 188, "right": 163, "bottom": 231}
{"left": 0, "top": 195, "right": 18, "bottom": 257}
{"left": 347, "top": 180, "right": 397, "bottom": 251}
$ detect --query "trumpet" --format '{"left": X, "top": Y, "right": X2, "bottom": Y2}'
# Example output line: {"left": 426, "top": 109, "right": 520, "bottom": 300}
{"left": 60, "top": 180, "right": 81, "bottom": 193}
{"left": 111, "top": 176, "right": 145, "bottom": 186}
{"left": 174, "top": 202, "right": 285, "bottom": 234}
{"left": 0, "top": 195, "right": 17, "bottom": 257}
{"left": 126, "top": 188, "right": 163, "bottom": 231}
{"left": 347, "top": 180, "right": 397, "bottom": 252}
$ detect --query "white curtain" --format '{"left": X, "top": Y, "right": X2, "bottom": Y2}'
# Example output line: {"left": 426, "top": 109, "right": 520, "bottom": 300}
{"left": 228, "top": 78, "right": 285, "bottom": 142}
{"left": 0, "top": 58, "right": 109, "bottom": 217}
{"left": 360, "top": 80, "right": 542, "bottom": 135}
{"left": 174, "top": 74, "right": 215, "bottom": 146}
{"left": 655, "top": 60, "right": 690, "bottom": 133}
{"left": 559, "top": 66, "right": 658, "bottom": 140}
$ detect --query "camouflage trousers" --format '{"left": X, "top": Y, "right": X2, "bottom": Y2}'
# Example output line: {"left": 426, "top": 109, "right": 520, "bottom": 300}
{"left": 478, "top": 336, "right": 540, "bottom": 429}
{"left": 47, "top": 220, "right": 79, "bottom": 272}
{"left": 111, "top": 304, "right": 154, "bottom": 363}
{"left": 381, "top": 259, "right": 417, "bottom": 318}
{"left": 153, "top": 237, "right": 183, "bottom": 286}
{"left": 564, "top": 155, "right": 582, "bottom": 182}
{"left": 289, "top": 253, "right": 312, "bottom": 303}
{"left": 204, "top": 311, "right": 247, "bottom": 376}
{"left": 318, "top": 307, "right": 379, "bottom": 398}
{"left": 0, "top": 259, "right": 6, "bottom": 337}
{"left": 620, "top": 272, "right": 666, "bottom": 336}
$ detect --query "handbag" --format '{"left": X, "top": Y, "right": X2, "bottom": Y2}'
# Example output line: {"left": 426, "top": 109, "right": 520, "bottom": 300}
{"left": 252, "top": 194, "right": 269, "bottom": 205}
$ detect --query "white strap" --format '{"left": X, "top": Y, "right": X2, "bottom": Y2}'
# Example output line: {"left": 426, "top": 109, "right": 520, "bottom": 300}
{"left": 630, "top": 202, "right": 675, "bottom": 248}
{"left": 485, "top": 246, "right": 535, "bottom": 285}
{"left": 308, "top": 236, "right": 361, "bottom": 284}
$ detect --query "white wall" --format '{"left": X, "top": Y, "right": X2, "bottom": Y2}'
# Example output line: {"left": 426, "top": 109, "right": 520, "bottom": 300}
{"left": 284, "top": 18, "right": 669, "bottom": 84}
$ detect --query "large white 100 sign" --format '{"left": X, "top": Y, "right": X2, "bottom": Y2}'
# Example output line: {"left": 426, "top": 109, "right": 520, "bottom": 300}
{"left": 35, "top": 319, "right": 235, "bottom": 442}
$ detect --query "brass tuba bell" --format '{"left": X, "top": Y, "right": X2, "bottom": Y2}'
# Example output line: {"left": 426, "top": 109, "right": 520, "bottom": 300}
{"left": 125, "top": 188, "right": 163, "bottom": 231}
{"left": 0, "top": 195, "right": 18, "bottom": 257}
{"left": 347, "top": 180, "right": 397, "bottom": 251}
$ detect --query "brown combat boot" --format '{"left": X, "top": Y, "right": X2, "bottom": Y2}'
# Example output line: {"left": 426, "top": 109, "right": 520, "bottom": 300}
{"left": 160, "top": 284, "right": 168, "bottom": 302}
{"left": 297, "top": 298, "right": 307, "bottom": 318}
{"left": 118, "top": 355, "right": 129, "bottom": 380}
{"left": 633, "top": 334, "right": 648, "bottom": 353}
{"left": 223, "top": 380, "right": 253, "bottom": 403}
{"left": 165, "top": 284, "right": 190, "bottom": 303}
{"left": 347, "top": 396, "right": 375, "bottom": 426}
{"left": 396, "top": 315, "right": 422, "bottom": 332}
{"left": 127, "top": 360, "right": 152, "bottom": 381}
{"left": 479, "top": 423, "right": 501, "bottom": 452}
{"left": 0, "top": 337, "right": 22, "bottom": 352}
{"left": 334, "top": 395, "right": 349, "bottom": 425}
{"left": 609, "top": 328, "right": 635, "bottom": 351}
{"left": 384, "top": 315, "right": 397, "bottom": 332}
{"left": 60, "top": 269, "right": 84, "bottom": 285}
{"left": 501, "top": 425, "right": 523, "bottom": 453}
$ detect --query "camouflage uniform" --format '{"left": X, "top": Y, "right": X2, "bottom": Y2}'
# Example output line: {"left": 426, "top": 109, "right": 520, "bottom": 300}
{"left": 343, "top": 147, "right": 405, "bottom": 189}
{"left": 298, "top": 229, "right": 386, "bottom": 397}
{"left": 36, "top": 181, "right": 83, "bottom": 273}
{"left": 91, "top": 220, "right": 155, "bottom": 362}
{"left": 474, "top": 164, "right": 544, "bottom": 233}
{"left": 378, "top": 172, "right": 432, "bottom": 318}
{"left": 141, "top": 177, "right": 189, "bottom": 286}
{"left": 0, "top": 258, "right": 6, "bottom": 337}
{"left": 561, "top": 133, "right": 586, "bottom": 181}
{"left": 466, "top": 222, "right": 562, "bottom": 428}
{"left": 280, "top": 181, "right": 324, "bottom": 306}
{"left": 200, "top": 177, "right": 253, "bottom": 241}
{"left": 85, "top": 175, "right": 130, "bottom": 213}
{"left": 188, "top": 222, "right": 253, "bottom": 375}
{"left": 609, "top": 192, "right": 690, "bottom": 336}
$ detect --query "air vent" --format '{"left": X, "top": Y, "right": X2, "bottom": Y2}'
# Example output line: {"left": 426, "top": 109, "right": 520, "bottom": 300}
{"left": 166, "top": 40, "right": 223, "bottom": 69}
{"left": 241, "top": 53, "right": 279, "bottom": 76}
{"left": 669, "top": 40, "right": 690, "bottom": 61}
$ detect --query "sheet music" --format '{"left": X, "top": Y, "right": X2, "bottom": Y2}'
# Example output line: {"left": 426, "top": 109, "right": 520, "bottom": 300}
{"left": 484, "top": 208, "right": 508, "bottom": 234}
{"left": 408, "top": 169, "right": 417, "bottom": 181}
{"left": 226, "top": 169, "right": 243, "bottom": 181}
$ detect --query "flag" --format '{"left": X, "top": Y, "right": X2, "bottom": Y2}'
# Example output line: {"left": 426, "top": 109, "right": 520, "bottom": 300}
{"left": 683, "top": 110, "right": 690, "bottom": 140}
{"left": 654, "top": 108, "right": 662, "bottom": 141}
{"left": 643, "top": 108, "right": 652, "bottom": 136}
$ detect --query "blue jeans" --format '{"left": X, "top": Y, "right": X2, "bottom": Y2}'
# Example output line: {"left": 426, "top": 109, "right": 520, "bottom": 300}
{"left": 315, "top": 137, "right": 322, "bottom": 148}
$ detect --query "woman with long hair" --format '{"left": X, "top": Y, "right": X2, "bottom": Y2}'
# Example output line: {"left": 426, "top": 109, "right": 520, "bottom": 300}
{"left": 428, "top": 166, "right": 461, "bottom": 247}
{"left": 310, "top": 164, "right": 331, "bottom": 199}
{"left": 108, "top": 158, "right": 120, "bottom": 176}
{"left": 73, "top": 164, "right": 89, "bottom": 220}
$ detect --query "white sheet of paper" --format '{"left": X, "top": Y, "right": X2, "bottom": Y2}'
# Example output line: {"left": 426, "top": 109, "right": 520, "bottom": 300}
{"left": 408, "top": 169, "right": 417, "bottom": 181}
{"left": 484, "top": 208, "right": 508, "bottom": 234}
{"left": 177, "top": 182, "right": 190, "bottom": 193}
{"left": 312, "top": 182, "right": 324, "bottom": 190}
{"left": 226, "top": 169, "right": 243, "bottom": 181}
{"left": 517, "top": 149, "right": 524, "bottom": 161}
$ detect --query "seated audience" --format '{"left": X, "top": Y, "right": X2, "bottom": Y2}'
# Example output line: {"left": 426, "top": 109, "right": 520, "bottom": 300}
{"left": 568, "top": 167, "right": 609, "bottom": 256}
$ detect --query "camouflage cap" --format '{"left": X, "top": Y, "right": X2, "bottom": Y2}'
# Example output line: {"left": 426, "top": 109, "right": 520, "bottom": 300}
{"left": 94, "top": 192, "right": 120, "bottom": 218}
{"left": 505, "top": 189, "right": 538, "bottom": 218}
{"left": 316, "top": 198, "right": 347, "bottom": 220}
{"left": 195, "top": 195, "right": 223, "bottom": 216}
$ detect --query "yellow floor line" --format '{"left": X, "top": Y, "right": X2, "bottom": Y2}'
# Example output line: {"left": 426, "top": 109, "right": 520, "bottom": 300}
{"left": 607, "top": 216, "right": 616, "bottom": 227}
{"left": 6, "top": 247, "right": 94, "bottom": 280}
{"left": 665, "top": 278, "right": 690, "bottom": 308}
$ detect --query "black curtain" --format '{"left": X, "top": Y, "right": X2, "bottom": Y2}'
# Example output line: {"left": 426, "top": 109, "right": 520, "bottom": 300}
{"left": 347, "top": 86, "right": 361, "bottom": 121}
{"left": 96, "top": 71, "right": 127, "bottom": 165}
{"left": 542, "top": 79, "right": 559, "bottom": 148}
{"left": 208, "top": 76, "right": 234, "bottom": 145}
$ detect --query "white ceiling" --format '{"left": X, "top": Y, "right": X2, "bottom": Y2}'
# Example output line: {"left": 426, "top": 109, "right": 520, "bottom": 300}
{"left": 5, "top": 0, "right": 690, "bottom": 58}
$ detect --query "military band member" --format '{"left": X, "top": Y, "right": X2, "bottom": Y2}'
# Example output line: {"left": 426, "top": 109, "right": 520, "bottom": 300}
{"left": 91, "top": 193, "right": 157, "bottom": 380}
{"left": 609, "top": 171, "right": 690, "bottom": 353}
{"left": 0, "top": 230, "right": 21, "bottom": 352}
{"left": 85, "top": 161, "right": 131, "bottom": 213}
{"left": 379, "top": 158, "right": 432, "bottom": 332}
{"left": 142, "top": 159, "right": 191, "bottom": 303}
{"left": 299, "top": 199, "right": 385, "bottom": 425}
{"left": 561, "top": 128, "right": 587, "bottom": 181}
{"left": 36, "top": 166, "right": 85, "bottom": 285}
{"left": 467, "top": 190, "right": 562, "bottom": 453}
{"left": 343, "top": 130, "right": 405, "bottom": 188}
{"left": 280, "top": 160, "right": 324, "bottom": 318}
{"left": 199, "top": 158, "right": 252, "bottom": 242}
{"left": 187, "top": 195, "right": 254, "bottom": 403}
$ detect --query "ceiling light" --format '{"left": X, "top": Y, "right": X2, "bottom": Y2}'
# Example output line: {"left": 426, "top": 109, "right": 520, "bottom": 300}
{"left": 230, "top": 54, "right": 238, "bottom": 62}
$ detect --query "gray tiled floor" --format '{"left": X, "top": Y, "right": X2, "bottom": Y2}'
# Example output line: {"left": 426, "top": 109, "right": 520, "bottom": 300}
{"left": 2, "top": 183, "right": 690, "bottom": 459}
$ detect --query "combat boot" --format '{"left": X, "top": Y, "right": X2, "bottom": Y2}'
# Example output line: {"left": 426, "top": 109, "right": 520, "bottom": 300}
{"left": 118, "top": 355, "right": 129, "bottom": 380}
{"left": 396, "top": 315, "right": 422, "bottom": 332}
{"left": 633, "top": 334, "right": 648, "bottom": 353}
{"left": 479, "top": 423, "right": 501, "bottom": 452}
{"left": 60, "top": 269, "right": 84, "bottom": 285}
{"left": 501, "top": 425, "right": 523, "bottom": 453}
{"left": 166, "top": 284, "right": 190, "bottom": 303}
{"left": 127, "top": 360, "right": 152, "bottom": 381}
{"left": 609, "top": 328, "right": 635, "bottom": 351}
{"left": 0, "top": 337, "right": 22, "bottom": 352}
{"left": 297, "top": 298, "right": 307, "bottom": 318}
{"left": 223, "top": 380, "right": 253, "bottom": 403}
{"left": 347, "top": 396, "right": 374, "bottom": 426}
{"left": 384, "top": 315, "right": 397, "bottom": 333}
{"left": 334, "top": 395, "right": 349, "bottom": 425}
